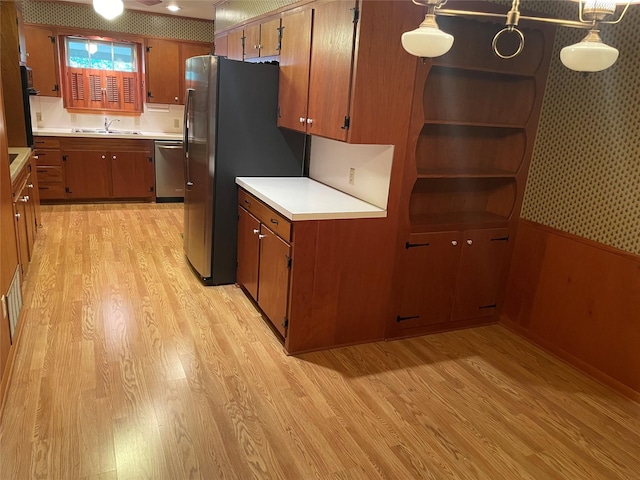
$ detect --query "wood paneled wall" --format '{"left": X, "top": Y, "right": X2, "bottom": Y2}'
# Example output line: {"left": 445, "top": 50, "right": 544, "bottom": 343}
{"left": 501, "top": 219, "right": 640, "bottom": 401}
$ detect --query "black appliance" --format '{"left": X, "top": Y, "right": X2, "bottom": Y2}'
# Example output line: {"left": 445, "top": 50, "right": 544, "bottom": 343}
{"left": 20, "top": 65, "right": 37, "bottom": 147}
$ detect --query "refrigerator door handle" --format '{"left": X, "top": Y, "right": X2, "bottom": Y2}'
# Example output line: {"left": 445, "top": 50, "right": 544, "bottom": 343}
{"left": 184, "top": 88, "right": 194, "bottom": 187}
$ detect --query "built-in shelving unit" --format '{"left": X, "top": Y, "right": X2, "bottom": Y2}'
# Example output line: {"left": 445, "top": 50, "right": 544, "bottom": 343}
{"left": 392, "top": 11, "right": 556, "bottom": 337}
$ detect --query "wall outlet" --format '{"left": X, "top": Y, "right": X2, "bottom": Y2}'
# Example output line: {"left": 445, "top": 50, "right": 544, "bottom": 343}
{"left": 36, "top": 112, "right": 42, "bottom": 122}
{"left": 349, "top": 167, "right": 356, "bottom": 186}
{"left": 173, "top": 118, "right": 180, "bottom": 129}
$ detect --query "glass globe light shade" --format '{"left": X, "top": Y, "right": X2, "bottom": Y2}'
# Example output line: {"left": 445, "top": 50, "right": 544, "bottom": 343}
{"left": 93, "top": 0, "right": 124, "bottom": 20}
{"left": 560, "top": 30, "right": 619, "bottom": 72}
{"left": 401, "top": 16, "right": 454, "bottom": 58}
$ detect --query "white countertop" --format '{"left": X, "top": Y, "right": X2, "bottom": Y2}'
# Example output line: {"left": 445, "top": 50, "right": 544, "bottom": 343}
{"left": 236, "top": 177, "right": 387, "bottom": 221}
{"left": 33, "top": 127, "right": 182, "bottom": 141}
{"left": 8, "top": 147, "right": 32, "bottom": 183}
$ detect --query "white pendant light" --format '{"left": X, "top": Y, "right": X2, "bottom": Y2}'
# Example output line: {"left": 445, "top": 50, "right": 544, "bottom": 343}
{"left": 93, "top": 0, "right": 124, "bottom": 20}
{"left": 401, "top": 13, "right": 454, "bottom": 58}
{"left": 560, "top": 29, "right": 619, "bottom": 72}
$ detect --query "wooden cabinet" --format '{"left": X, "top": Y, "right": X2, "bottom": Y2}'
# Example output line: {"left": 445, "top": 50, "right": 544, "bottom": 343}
{"left": 392, "top": 14, "right": 555, "bottom": 338}
{"left": 396, "top": 229, "right": 510, "bottom": 332}
{"left": 146, "top": 39, "right": 211, "bottom": 105}
{"left": 244, "top": 18, "right": 281, "bottom": 59}
{"left": 34, "top": 136, "right": 66, "bottom": 200}
{"left": 11, "top": 163, "right": 40, "bottom": 278}
{"left": 214, "top": 33, "right": 228, "bottom": 57}
{"left": 227, "top": 29, "right": 245, "bottom": 61}
{"left": 237, "top": 190, "right": 292, "bottom": 338}
{"left": 277, "top": 9, "right": 312, "bottom": 132}
{"left": 23, "top": 24, "right": 60, "bottom": 97}
{"left": 61, "top": 138, "right": 154, "bottom": 201}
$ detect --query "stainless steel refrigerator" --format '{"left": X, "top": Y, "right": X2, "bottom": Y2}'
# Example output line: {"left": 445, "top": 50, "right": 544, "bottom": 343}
{"left": 183, "top": 56, "right": 306, "bottom": 285}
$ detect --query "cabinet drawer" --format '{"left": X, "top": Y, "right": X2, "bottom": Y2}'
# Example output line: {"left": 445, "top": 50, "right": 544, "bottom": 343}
{"left": 33, "top": 137, "right": 60, "bottom": 149}
{"left": 35, "top": 149, "right": 62, "bottom": 166}
{"left": 36, "top": 166, "right": 64, "bottom": 183}
{"left": 38, "top": 184, "right": 66, "bottom": 200}
{"left": 238, "top": 189, "right": 291, "bottom": 242}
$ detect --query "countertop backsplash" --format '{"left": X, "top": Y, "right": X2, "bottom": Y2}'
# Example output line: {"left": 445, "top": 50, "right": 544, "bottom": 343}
{"left": 29, "top": 96, "right": 185, "bottom": 135}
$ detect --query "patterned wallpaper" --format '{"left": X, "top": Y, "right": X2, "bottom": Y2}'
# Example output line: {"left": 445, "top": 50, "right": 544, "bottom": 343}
{"left": 520, "top": 3, "right": 640, "bottom": 255}
{"left": 214, "top": 0, "right": 299, "bottom": 32}
{"left": 21, "top": 0, "right": 214, "bottom": 42}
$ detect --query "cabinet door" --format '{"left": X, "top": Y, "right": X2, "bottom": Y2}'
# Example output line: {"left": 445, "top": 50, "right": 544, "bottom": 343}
{"left": 258, "top": 225, "right": 291, "bottom": 338}
{"left": 23, "top": 25, "right": 60, "bottom": 96}
{"left": 14, "top": 202, "right": 30, "bottom": 277}
{"left": 111, "top": 151, "right": 154, "bottom": 198}
{"left": 64, "top": 151, "right": 111, "bottom": 199}
{"left": 260, "top": 18, "right": 281, "bottom": 57}
{"left": 396, "top": 232, "right": 461, "bottom": 329}
{"left": 244, "top": 23, "right": 261, "bottom": 59}
{"left": 215, "top": 34, "right": 228, "bottom": 57}
{"left": 453, "top": 228, "right": 510, "bottom": 321}
{"left": 278, "top": 9, "right": 312, "bottom": 133}
{"left": 307, "top": 0, "right": 357, "bottom": 141}
{"left": 227, "top": 29, "right": 244, "bottom": 61}
{"left": 146, "top": 38, "right": 180, "bottom": 104}
{"left": 26, "top": 165, "right": 42, "bottom": 228}
{"left": 237, "top": 206, "right": 260, "bottom": 300}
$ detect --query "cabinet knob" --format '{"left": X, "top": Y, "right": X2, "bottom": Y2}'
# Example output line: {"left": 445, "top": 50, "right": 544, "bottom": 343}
{"left": 175, "top": 96, "right": 178, "bottom": 101}
{"left": 20, "top": 196, "right": 29, "bottom": 203}
{"left": 28, "top": 183, "right": 34, "bottom": 189}
{"left": 15, "top": 213, "right": 20, "bottom": 220}
{"left": 258, "top": 234, "right": 266, "bottom": 239}
{"left": 101, "top": 155, "right": 106, "bottom": 159}
{"left": 307, "top": 118, "right": 313, "bottom": 124}
{"left": 451, "top": 240, "right": 458, "bottom": 246}
{"left": 112, "top": 155, "right": 117, "bottom": 159}
{"left": 253, "top": 229, "right": 259, "bottom": 234}
{"left": 467, "top": 239, "right": 473, "bottom": 245}
{"left": 34, "top": 155, "right": 39, "bottom": 159}
{"left": 299, "top": 117, "right": 305, "bottom": 124}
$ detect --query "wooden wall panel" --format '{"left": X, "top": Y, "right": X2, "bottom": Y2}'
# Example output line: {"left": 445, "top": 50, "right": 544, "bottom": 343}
{"left": 501, "top": 219, "right": 640, "bottom": 399}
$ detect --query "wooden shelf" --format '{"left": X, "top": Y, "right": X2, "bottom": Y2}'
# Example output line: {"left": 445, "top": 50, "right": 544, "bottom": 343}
{"left": 417, "top": 170, "right": 515, "bottom": 179}
{"left": 423, "top": 67, "right": 536, "bottom": 127}
{"left": 410, "top": 212, "right": 510, "bottom": 232}
{"left": 416, "top": 124, "right": 526, "bottom": 175}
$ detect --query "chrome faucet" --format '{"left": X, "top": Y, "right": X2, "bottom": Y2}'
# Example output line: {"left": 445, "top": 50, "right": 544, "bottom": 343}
{"left": 104, "top": 117, "right": 120, "bottom": 132}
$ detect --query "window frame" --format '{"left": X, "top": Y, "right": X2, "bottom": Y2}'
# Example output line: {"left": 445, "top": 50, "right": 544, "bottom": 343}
{"left": 59, "top": 34, "right": 144, "bottom": 115}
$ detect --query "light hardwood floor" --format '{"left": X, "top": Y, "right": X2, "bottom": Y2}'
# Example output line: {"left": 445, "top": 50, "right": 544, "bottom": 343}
{"left": 1, "top": 203, "right": 638, "bottom": 480}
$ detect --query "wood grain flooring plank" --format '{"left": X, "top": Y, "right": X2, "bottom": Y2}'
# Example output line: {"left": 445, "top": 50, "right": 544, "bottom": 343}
{"left": 2, "top": 204, "right": 639, "bottom": 480}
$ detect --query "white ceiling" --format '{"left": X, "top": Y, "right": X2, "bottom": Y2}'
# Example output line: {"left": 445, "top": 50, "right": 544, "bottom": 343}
{"left": 56, "top": 0, "right": 219, "bottom": 21}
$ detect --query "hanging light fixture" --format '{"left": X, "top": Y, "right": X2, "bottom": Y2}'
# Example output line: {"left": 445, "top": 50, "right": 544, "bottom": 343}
{"left": 401, "top": 0, "right": 637, "bottom": 72}
{"left": 93, "top": 0, "right": 124, "bottom": 20}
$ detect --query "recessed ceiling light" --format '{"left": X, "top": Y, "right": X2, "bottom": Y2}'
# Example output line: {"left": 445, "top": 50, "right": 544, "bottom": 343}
{"left": 166, "top": 5, "right": 181, "bottom": 12}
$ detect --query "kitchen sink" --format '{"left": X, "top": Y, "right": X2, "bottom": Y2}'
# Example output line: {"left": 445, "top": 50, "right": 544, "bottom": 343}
{"left": 71, "top": 128, "right": 141, "bottom": 135}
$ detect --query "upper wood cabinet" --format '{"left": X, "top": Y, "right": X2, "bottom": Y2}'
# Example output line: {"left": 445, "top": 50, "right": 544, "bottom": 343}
{"left": 277, "top": 9, "right": 312, "bottom": 132}
{"left": 245, "top": 18, "right": 281, "bottom": 59}
{"left": 145, "top": 38, "right": 211, "bottom": 105}
{"left": 214, "top": 33, "right": 228, "bottom": 57}
{"left": 23, "top": 25, "right": 60, "bottom": 97}
{"left": 227, "top": 29, "right": 244, "bottom": 61}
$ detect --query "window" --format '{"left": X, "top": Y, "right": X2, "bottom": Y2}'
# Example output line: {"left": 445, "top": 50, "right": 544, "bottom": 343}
{"left": 61, "top": 36, "right": 143, "bottom": 114}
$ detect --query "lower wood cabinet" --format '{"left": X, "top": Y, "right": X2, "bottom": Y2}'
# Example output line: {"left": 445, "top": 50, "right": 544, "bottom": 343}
{"left": 237, "top": 190, "right": 292, "bottom": 338}
{"left": 395, "top": 227, "right": 510, "bottom": 332}
{"left": 12, "top": 158, "right": 40, "bottom": 278}
{"left": 34, "top": 136, "right": 156, "bottom": 201}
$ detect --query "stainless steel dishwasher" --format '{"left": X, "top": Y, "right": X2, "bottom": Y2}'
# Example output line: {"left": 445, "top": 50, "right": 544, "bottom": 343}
{"left": 154, "top": 140, "right": 184, "bottom": 202}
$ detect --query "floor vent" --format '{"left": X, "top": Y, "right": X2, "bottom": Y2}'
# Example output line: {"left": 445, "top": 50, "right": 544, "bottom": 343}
{"left": 7, "top": 267, "right": 23, "bottom": 344}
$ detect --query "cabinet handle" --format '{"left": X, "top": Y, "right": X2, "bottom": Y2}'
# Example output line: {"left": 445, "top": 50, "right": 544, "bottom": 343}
{"left": 451, "top": 240, "right": 458, "bottom": 246}
{"left": 186, "top": 181, "right": 194, "bottom": 187}
{"left": 112, "top": 155, "right": 117, "bottom": 159}
{"left": 34, "top": 155, "right": 39, "bottom": 159}
{"left": 20, "top": 196, "right": 29, "bottom": 203}
{"left": 101, "top": 155, "right": 106, "bottom": 159}
{"left": 253, "top": 229, "right": 259, "bottom": 234}
{"left": 299, "top": 117, "right": 305, "bottom": 124}
{"left": 15, "top": 213, "right": 20, "bottom": 220}
{"left": 28, "top": 183, "right": 34, "bottom": 189}
{"left": 270, "top": 218, "right": 278, "bottom": 226}
{"left": 174, "top": 96, "right": 178, "bottom": 101}
{"left": 306, "top": 118, "right": 313, "bottom": 124}
{"left": 467, "top": 239, "right": 473, "bottom": 245}
{"left": 243, "top": 199, "right": 251, "bottom": 207}
{"left": 258, "top": 234, "right": 266, "bottom": 239}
